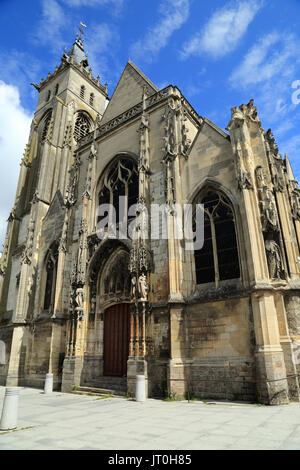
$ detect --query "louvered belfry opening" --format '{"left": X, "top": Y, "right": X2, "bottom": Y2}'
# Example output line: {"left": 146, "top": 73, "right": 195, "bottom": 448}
{"left": 193, "top": 189, "right": 240, "bottom": 286}
{"left": 103, "top": 303, "right": 130, "bottom": 377}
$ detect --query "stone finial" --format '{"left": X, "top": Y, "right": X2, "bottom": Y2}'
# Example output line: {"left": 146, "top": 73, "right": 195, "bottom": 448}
{"left": 226, "top": 99, "right": 261, "bottom": 131}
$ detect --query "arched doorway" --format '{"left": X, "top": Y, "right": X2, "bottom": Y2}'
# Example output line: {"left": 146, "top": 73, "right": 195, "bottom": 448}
{"left": 104, "top": 303, "right": 130, "bottom": 377}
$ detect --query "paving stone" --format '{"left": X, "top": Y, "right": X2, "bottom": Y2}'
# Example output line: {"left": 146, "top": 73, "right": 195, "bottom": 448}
{"left": 0, "top": 387, "right": 300, "bottom": 450}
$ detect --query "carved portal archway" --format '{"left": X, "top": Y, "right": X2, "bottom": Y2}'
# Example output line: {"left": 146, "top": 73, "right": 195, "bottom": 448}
{"left": 88, "top": 243, "right": 132, "bottom": 377}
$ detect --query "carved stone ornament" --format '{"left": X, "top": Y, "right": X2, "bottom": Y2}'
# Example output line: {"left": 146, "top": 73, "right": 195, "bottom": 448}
{"left": 21, "top": 218, "right": 35, "bottom": 265}
{"left": 65, "top": 152, "right": 81, "bottom": 207}
{"left": 288, "top": 180, "right": 300, "bottom": 221}
{"left": 59, "top": 213, "right": 69, "bottom": 253}
{"left": 75, "top": 287, "right": 85, "bottom": 320}
{"left": 264, "top": 129, "right": 279, "bottom": 157}
{"left": 0, "top": 237, "right": 9, "bottom": 277}
{"left": 226, "top": 99, "right": 261, "bottom": 133}
{"left": 265, "top": 238, "right": 285, "bottom": 280}
{"left": 83, "top": 142, "right": 97, "bottom": 200}
{"left": 236, "top": 143, "right": 253, "bottom": 190}
{"left": 63, "top": 122, "right": 73, "bottom": 148}
{"left": 162, "top": 96, "right": 191, "bottom": 161}
{"left": 255, "top": 167, "right": 278, "bottom": 232}
{"left": 129, "top": 243, "right": 151, "bottom": 274}
{"left": 87, "top": 233, "right": 100, "bottom": 260}
{"left": 77, "top": 219, "right": 88, "bottom": 285}
{"left": 7, "top": 207, "right": 16, "bottom": 222}
{"left": 264, "top": 129, "right": 285, "bottom": 192}
{"left": 138, "top": 272, "right": 149, "bottom": 301}
{"left": 21, "top": 141, "right": 32, "bottom": 167}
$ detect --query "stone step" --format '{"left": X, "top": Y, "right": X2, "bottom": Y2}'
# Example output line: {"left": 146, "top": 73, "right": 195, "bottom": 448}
{"left": 76, "top": 386, "right": 126, "bottom": 397}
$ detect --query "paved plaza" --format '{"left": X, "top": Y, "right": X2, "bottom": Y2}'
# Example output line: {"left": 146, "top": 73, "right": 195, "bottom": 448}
{"left": 0, "top": 386, "right": 299, "bottom": 450}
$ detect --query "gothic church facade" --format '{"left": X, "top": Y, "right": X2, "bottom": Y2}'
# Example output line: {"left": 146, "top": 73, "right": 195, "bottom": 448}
{"left": 0, "top": 35, "right": 300, "bottom": 405}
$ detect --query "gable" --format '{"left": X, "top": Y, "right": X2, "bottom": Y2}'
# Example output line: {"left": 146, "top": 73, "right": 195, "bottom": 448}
{"left": 41, "top": 190, "right": 65, "bottom": 247}
{"left": 101, "top": 60, "right": 158, "bottom": 125}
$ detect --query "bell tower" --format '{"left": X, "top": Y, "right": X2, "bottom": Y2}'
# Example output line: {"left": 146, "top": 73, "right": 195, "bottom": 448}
{"left": 0, "top": 29, "right": 108, "bottom": 385}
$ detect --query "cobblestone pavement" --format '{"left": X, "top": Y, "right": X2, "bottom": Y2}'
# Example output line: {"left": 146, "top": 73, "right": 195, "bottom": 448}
{"left": 0, "top": 387, "right": 299, "bottom": 450}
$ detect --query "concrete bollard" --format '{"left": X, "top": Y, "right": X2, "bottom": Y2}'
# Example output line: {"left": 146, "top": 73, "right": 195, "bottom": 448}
{"left": 136, "top": 375, "right": 146, "bottom": 402}
{"left": 44, "top": 373, "right": 53, "bottom": 394}
{"left": 0, "top": 387, "right": 20, "bottom": 431}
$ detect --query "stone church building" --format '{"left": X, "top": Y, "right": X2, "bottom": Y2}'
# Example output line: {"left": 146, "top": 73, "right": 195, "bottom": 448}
{"left": 0, "top": 33, "right": 300, "bottom": 405}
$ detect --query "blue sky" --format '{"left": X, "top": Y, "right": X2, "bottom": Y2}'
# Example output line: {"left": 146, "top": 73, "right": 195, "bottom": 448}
{"left": 0, "top": 0, "right": 300, "bottom": 247}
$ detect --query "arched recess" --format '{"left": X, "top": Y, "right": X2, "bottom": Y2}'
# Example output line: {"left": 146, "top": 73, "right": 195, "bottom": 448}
{"left": 87, "top": 240, "right": 132, "bottom": 378}
{"left": 88, "top": 238, "right": 132, "bottom": 315}
{"left": 20, "top": 109, "right": 53, "bottom": 214}
{"left": 188, "top": 180, "right": 246, "bottom": 289}
{"left": 39, "top": 240, "right": 59, "bottom": 314}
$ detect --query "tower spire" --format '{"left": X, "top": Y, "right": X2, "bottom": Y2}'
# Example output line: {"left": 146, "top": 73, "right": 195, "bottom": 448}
{"left": 67, "top": 23, "right": 89, "bottom": 68}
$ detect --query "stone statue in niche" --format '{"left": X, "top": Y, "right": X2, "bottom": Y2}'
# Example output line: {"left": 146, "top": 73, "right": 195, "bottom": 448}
{"left": 236, "top": 143, "right": 253, "bottom": 190}
{"left": 138, "top": 273, "right": 149, "bottom": 301}
{"left": 256, "top": 166, "right": 278, "bottom": 232}
{"left": 265, "top": 239, "right": 285, "bottom": 280}
{"left": 131, "top": 274, "right": 137, "bottom": 299}
{"left": 75, "top": 287, "right": 85, "bottom": 320}
{"left": 263, "top": 187, "right": 278, "bottom": 231}
{"left": 289, "top": 180, "right": 300, "bottom": 221}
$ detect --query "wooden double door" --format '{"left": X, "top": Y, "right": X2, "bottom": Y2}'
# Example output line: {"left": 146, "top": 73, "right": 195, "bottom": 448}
{"left": 103, "top": 303, "right": 130, "bottom": 377}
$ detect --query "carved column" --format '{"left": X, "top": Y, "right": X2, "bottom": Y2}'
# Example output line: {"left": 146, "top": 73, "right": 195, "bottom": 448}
{"left": 161, "top": 89, "right": 192, "bottom": 398}
{"left": 264, "top": 132, "right": 300, "bottom": 279}
{"left": 161, "top": 90, "right": 190, "bottom": 303}
{"left": 61, "top": 139, "right": 97, "bottom": 392}
{"left": 13, "top": 199, "right": 38, "bottom": 324}
{"left": 6, "top": 196, "right": 40, "bottom": 386}
{"left": 227, "top": 100, "right": 289, "bottom": 404}
{"left": 127, "top": 89, "right": 151, "bottom": 396}
{"left": 59, "top": 100, "right": 75, "bottom": 196}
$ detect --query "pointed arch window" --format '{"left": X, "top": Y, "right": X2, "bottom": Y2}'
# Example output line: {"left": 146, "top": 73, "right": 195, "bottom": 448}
{"left": 46, "top": 90, "right": 51, "bottom": 101}
{"left": 44, "top": 242, "right": 59, "bottom": 311}
{"left": 73, "top": 112, "right": 90, "bottom": 142}
{"left": 193, "top": 189, "right": 240, "bottom": 286}
{"left": 55, "top": 84, "right": 59, "bottom": 95}
{"left": 98, "top": 157, "right": 138, "bottom": 226}
{"left": 89, "top": 93, "right": 94, "bottom": 106}
{"left": 80, "top": 85, "right": 85, "bottom": 99}
{"left": 41, "top": 111, "right": 52, "bottom": 142}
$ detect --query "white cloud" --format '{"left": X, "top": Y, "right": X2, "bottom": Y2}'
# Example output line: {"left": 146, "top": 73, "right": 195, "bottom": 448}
{"left": 0, "top": 82, "right": 32, "bottom": 247}
{"left": 32, "top": 0, "right": 68, "bottom": 52}
{"left": 229, "top": 31, "right": 300, "bottom": 122}
{"left": 62, "top": 0, "right": 124, "bottom": 8}
{"left": 0, "top": 50, "right": 41, "bottom": 106}
{"left": 229, "top": 30, "right": 300, "bottom": 182}
{"left": 280, "top": 134, "right": 300, "bottom": 181}
{"left": 181, "top": 0, "right": 263, "bottom": 60}
{"left": 86, "top": 23, "right": 122, "bottom": 85}
{"left": 230, "top": 32, "right": 299, "bottom": 87}
{"left": 130, "top": 0, "right": 190, "bottom": 63}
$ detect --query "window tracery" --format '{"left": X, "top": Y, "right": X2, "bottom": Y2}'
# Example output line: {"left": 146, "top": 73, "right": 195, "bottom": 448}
{"left": 73, "top": 112, "right": 90, "bottom": 142}
{"left": 193, "top": 189, "right": 240, "bottom": 286}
